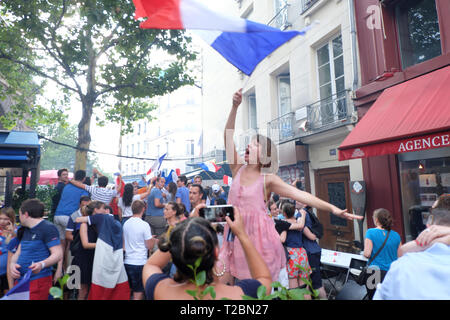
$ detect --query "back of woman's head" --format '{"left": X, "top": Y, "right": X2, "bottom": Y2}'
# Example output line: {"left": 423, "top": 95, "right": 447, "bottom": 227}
{"left": 123, "top": 183, "right": 134, "bottom": 207}
{"left": 82, "top": 200, "right": 105, "bottom": 216}
{"left": 282, "top": 203, "right": 295, "bottom": 219}
{"left": 168, "top": 182, "right": 177, "bottom": 197}
{"left": 159, "top": 217, "right": 218, "bottom": 284}
{"left": 374, "top": 208, "right": 393, "bottom": 231}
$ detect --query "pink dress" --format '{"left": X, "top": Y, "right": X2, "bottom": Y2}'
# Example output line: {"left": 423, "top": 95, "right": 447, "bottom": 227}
{"left": 219, "top": 165, "right": 286, "bottom": 281}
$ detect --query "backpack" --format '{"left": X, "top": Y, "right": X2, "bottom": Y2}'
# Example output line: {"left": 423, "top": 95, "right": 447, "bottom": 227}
{"left": 307, "top": 210, "right": 324, "bottom": 239}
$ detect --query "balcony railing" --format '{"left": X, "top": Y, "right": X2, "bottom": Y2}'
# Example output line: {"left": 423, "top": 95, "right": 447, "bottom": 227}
{"left": 268, "top": 3, "right": 291, "bottom": 30}
{"left": 266, "top": 90, "right": 355, "bottom": 144}
{"left": 301, "top": 0, "right": 320, "bottom": 14}
{"left": 267, "top": 112, "right": 297, "bottom": 144}
{"left": 306, "top": 90, "right": 353, "bottom": 132}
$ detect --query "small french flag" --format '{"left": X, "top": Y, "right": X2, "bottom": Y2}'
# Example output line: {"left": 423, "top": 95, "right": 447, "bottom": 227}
{"left": 199, "top": 160, "right": 221, "bottom": 173}
{"left": 223, "top": 175, "right": 233, "bottom": 186}
{"left": 146, "top": 153, "right": 167, "bottom": 181}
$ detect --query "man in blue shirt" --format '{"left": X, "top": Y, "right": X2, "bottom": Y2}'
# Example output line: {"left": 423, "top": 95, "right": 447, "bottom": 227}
{"left": 145, "top": 177, "right": 166, "bottom": 237}
{"left": 176, "top": 175, "right": 191, "bottom": 214}
{"left": 9, "top": 199, "right": 62, "bottom": 300}
{"left": 374, "top": 208, "right": 450, "bottom": 300}
{"left": 54, "top": 170, "right": 89, "bottom": 271}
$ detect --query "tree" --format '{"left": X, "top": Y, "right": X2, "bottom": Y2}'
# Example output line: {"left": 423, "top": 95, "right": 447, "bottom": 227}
{"left": 0, "top": 0, "right": 196, "bottom": 170}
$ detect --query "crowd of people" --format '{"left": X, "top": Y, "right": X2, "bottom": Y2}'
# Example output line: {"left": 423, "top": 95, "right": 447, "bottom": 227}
{"left": 0, "top": 166, "right": 240, "bottom": 300}
{"left": 0, "top": 90, "right": 449, "bottom": 301}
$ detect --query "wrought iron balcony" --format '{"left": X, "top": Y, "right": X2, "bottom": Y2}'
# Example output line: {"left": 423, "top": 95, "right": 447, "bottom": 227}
{"left": 301, "top": 0, "right": 320, "bottom": 14}
{"left": 266, "top": 90, "right": 354, "bottom": 144}
{"left": 306, "top": 90, "right": 354, "bottom": 132}
{"left": 268, "top": 3, "right": 291, "bottom": 30}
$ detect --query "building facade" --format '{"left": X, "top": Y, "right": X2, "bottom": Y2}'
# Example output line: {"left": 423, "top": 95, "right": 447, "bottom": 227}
{"left": 201, "top": 0, "right": 365, "bottom": 251}
{"left": 121, "top": 85, "right": 202, "bottom": 183}
{"left": 344, "top": 0, "right": 450, "bottom": 243}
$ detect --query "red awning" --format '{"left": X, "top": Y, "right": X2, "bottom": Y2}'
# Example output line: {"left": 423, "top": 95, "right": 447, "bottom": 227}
{"left": 339, "top": 65, "right": 450, "bottom": 161}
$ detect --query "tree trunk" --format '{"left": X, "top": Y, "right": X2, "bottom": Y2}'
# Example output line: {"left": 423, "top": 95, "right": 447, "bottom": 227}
{"left": 76, "top": 23, "right": 97, "bottom": 172}
{"left": 75, "top": 100, "right": 93, "bottom": 171}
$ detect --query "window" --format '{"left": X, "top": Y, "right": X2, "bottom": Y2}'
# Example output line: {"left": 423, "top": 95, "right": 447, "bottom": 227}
{"left": 186, "top": 140, "right": 194, "bottom": 156}
{"left": 137, "top": 162, "right": 140, "bottom": 173}
{"left": 138, "top": 124, "right": 141, "bottom": 135}
{"left": 137, "top": 142, "right": 140, "bottom": 156}
{"left": 278, "top": 75, "right": 291, "bottom": 116}
{"left": 131, "top": 163, "right": 134, "bottom": 174}
{"left": 273, "top": 0, "right": 289, "bottom": 29}
{"left": 398, "top": 149, "right": 450, "bottom": 241}
{"left": 125, "top": 164, "right": 128, "bottom": 175}
{"left": 396, "top": 0, "right": 441, "bottom": 69}
{"left": 131, "top": 144, "right": 135, "bottom": 156}
{"left": 126, "top": 145, "right": 129, "bottom": 157}
{"left": 248, "top": 94, "right": 257, "bottom": 130}
{"left": 316, "top": 35, "right": 346, "bottom": 124}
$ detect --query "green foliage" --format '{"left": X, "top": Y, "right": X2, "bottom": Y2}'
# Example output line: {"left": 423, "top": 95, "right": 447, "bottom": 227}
{"left": 49, "top": 273, "right": 70, "bottom": 300}
{"left": 186, "top": 257, "right": 216, "bottom": 300}
{"left": 11, "top": 185, "right": 57, "bottom": 219}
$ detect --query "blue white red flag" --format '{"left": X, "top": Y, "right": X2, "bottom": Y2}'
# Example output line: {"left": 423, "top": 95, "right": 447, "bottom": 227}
{"left": 132, "top": 0, "right": 312, "bottom": 75}
{"left": 146, "top": 153, "right": 167, "bottom": 182}
{"left": 162, "top": 169, "right": 179, "bottom": 186}
{"left": 0, "top": 269, "right": 32, "bottom": 300}
{"left": 87, "top": 214, "right": 130, "bottom": 300}
{"left": 200, "top": 160, "right": 221, "bottom": 173}
{"left": 223, "top": 175, "right": 233, "bottom": 186}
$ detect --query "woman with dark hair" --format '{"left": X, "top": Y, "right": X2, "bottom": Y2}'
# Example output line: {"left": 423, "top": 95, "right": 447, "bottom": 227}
{"left": 363, "top": 208, "right": 402, "bottom": 299}
{"left": 143, "top": 206, "right": 272, "bottom": 300}
{"left": 118, "top": 183, "right": 152, "bottom": 224}
{"left": 213, "top": 89, "right": 363, "bottom": 284}
{"left": 167, "top": 182, "right": 177, "bottom": 203}
{"left": 280, "top": 203, "right": 311, "bottom": 295}
{"left": 72, "top": 201, "right": 105, "bottom": 300}
{"left": 164, "top": 202, "right": 186, "bottom": 228}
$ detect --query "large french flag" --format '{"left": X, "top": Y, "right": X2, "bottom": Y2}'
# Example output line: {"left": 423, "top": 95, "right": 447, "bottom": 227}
{"left": 133, "top": 0, "right": 310, "bottom": 75}
{"left": 0, "top": 270, "right": 32, "bottom": 300}
{"left": 87, "top": 214, "right": 130, "bottom": 300}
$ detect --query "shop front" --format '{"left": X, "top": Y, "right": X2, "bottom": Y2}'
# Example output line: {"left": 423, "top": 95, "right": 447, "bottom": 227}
{"left": 338, "top": 65, "right": 450, "bottom": 242}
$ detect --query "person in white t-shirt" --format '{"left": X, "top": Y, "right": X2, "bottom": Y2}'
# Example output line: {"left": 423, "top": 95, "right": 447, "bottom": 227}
{"left": 118, "top": 182, "right": 153, "bottom": 224}
{"left": 123, "top": 200, "right": 157, "bottom": 300}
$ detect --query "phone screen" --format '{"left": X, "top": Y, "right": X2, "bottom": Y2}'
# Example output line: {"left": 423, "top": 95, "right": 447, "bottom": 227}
{"left": 200, "top": 205, "right": 234, "bottom": 223}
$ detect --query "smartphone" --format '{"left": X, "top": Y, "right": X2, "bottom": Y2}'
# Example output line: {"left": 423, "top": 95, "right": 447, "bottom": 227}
{"left": 199, "top": 205, "right": 234, "bottom": 223}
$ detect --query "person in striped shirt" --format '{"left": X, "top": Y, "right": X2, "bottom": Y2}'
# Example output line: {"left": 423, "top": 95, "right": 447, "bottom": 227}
{"left": 70, "top": 168, "right": 122, "bottom": 205}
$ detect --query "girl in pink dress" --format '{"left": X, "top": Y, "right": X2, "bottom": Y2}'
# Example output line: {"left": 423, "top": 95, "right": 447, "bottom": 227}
{"left": 216, "top": 89, "right": 362, "bottom": 284}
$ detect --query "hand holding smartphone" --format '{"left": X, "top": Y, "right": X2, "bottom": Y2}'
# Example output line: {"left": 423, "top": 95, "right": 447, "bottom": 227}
{"left": 199, "top": 205, "right": 234, "bottom": 223}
